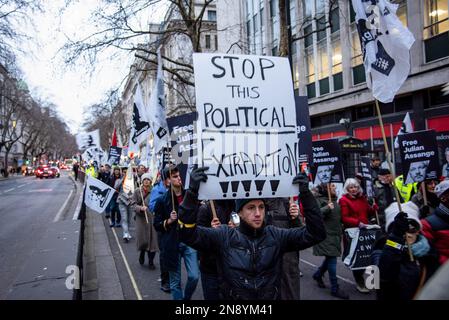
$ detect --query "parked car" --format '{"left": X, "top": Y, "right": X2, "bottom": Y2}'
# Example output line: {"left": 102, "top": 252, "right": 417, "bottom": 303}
{"left": 35, "top": 165, "right": 55, "bottom": 179}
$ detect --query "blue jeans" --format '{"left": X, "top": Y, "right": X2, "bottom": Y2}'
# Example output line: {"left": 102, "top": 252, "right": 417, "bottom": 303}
{"left": 201, "top": 272, "right": 220, "bottom": 300}
{"left": 314, "top": 256, "right": 338, "bottom": 293}
{"left": 168, "top": 243, "right": 199, "bottom": 300}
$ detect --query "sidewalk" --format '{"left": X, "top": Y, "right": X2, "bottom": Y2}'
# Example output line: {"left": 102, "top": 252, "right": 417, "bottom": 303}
{"left": 0, "top": 174, "right": 27, "bottom": 182}
{"left": 73, "top": 177, "right": 124, "bottom": 300}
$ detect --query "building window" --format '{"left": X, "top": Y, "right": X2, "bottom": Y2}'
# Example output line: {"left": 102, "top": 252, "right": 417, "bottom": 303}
{"left": 205, "top": 35, "right": 211, "bottom": 49}
{"left": 391, "top": 0, "right": 408, "bottom": 27}
{"left": 306, "top": 49, "right": 315, "bottom": 84}
{"left": 207, "top": 10, "right": 217, "bottom": 21}
{"left": 424, "top": 0, "right": 449, "bottom": 38}
{"left": 214, "top": 35, "right": 218, "bottom": 51}
{"left": 332, "top": 39, "right": 343, "bottom": 91}
{"left": 318, "top": 43, "right": 329, "bottom": 80}
{"left": 330, "top": 7, "right": 340, "bottom": 33}
{"left": 303, "top": 0, "right": 312, "bottom": 20}
{"left": 304, "top": 24, "right": 313, "bottom": 47}
{"left": 349, "top": 1, "right": 356, "bottom": 23}
{"left": 424, "top": 0, "right": 449, "bottom": 62}
{"left": 270, "top": 0, "right": 277, "bottom": 18}
{"left": 292, "top": 55, "right": 299, "bottom": 89}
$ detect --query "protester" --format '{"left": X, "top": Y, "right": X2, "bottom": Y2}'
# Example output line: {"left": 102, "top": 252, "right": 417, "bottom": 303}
{"left": 196, "top": 199, "right": 234, "bottom": 300}
{"left": 395, "top": 174, "right": 418, "bottom": 203}
{"left": 149, "top": 168, "right": 171, "bottom": 293}
{"left": 420, "top": 180, "right": 449, "bottom": 265}
{"left": 264, "top": 197, "right": 302, "bottom": 300}
{"left": 133, "top": 172, "right": 159, "bottom": 269}
{"left": 177, "top": 168, "right": 326, "bottom": 300}
{"left": 370, "top": 156, "right": 381, "bottom": 181}
{"left": 374, "top": 168, "right": 397, "bottom": 229}
{"left": 153, "top": 165, "right": 199, "bottom": 300}
{"left": 371, "top": 202, "right": 439, "bottom": 300}
{"left": 117, "top": 165, "right": 134, "bottom": 242}
{"left": 411, "top": 179, "right": 440, "bottom": 218}
{"left": 339, "top": 178, "right": 378, "bottom": 293}
{"left": 312, "top": 183, "right": 349, "bottom": 299}
{"left": 109, "top": 166, "right": 122, "bottom": 228}
{"left": 85, "top": 160, "right": 97, "bottom": 178}
{"left": 99, "top": 164, "right": 113, "bottom": 218}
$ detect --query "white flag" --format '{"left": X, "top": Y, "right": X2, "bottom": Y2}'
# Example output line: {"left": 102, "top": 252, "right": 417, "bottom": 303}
{"left": 352, "top": 0, "right": 415, "bottom": 103}
{"left": 84, "top": 175, "right": 116, "bottom": 213}
{"left": 122, "top": 162, "right": 135, "bottom": 194}
{"left": 129, "top": 83, "right": 151, "bottom": 154}
{"left": 76, "top": 130, "right": 100, "bottom": 151}
{"left": 394, "top": 112, "right": 413, "bottom": 148}
{"left": 82, "top": 146, "right": 105, "bottom": 168}
{"left": 148, "top": 48, "right": 170, "bottom": 153}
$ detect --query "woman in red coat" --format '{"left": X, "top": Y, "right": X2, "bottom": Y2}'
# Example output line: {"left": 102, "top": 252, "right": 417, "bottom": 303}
{"left": 339, "top": 178, "right": 378, "bottom": 293}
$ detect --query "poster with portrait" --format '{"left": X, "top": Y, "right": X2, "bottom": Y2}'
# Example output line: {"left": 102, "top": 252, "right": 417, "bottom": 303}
{"left": 311, "top": 139, "right": 344, "bottom": 186}
{"left": 360, "top": 156, "right": 374, "bottom": 198}
{"left": 398, "top": 130, "right": 439, "bottom": 185}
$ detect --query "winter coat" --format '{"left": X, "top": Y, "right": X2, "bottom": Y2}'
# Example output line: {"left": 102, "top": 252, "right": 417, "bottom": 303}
{"left": 313, "top": 195, "right": 342, "bottom": 257}
{"left": 421, "top": 205, "right": 449, "bottom": 265}
{"left": 374, "top": 180, "right": 397, "bottom": 227}
{"left": 264, "top": 198, "right": 302, "bottom": 300}
{"left": 149, "top": 181, "right": 167, "bottom": 212}
{"left": 132, "top": 186, "right": 159, "bottom": 253}
{"left": 371, "top": 233, "right": 439, "bottom": 300}
{"left": 178, "top": 189, "right": 326, "bottom": 300}
{"left": 197, "top": 200, "right": 235, "bottom": 274}
{"left": 153, "top": 188, "right": 186, "bottom": 271}
{"left": 339, "top": 194, "right": 376, "bottom": 229}
{"left": 411, "top": 192, "right": 439, "bottom": 218}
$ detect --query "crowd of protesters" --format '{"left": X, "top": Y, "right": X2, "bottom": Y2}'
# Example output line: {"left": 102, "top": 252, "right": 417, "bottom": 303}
{"left": 76, "top": 153, "right": 449, "bottom": 301}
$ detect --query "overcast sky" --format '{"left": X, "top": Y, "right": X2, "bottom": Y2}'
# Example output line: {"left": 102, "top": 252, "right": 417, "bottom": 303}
{"left": 16, "top": 0, "right": 167, "bottom": 134}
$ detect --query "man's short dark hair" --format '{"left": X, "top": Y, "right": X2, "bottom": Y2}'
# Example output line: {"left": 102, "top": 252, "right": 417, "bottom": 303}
{"left": 163, "top": 164, "right": 179, "bottom": 179}
{"left": 371, "top": 156, "right": 381, "bottom": 161}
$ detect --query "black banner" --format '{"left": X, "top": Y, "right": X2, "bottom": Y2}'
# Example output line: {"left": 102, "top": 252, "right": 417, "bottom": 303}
{"left": 398, "top": 130, "right": 439, "bottom": 185}
{"left": 311, "top": 139, "right": 344, "bottom": 186}
{"left": 166, "top": 112, "right": 198, "bottom": 186}
{"left": 343, "top": 227, "right": 383, "bottom": 270}
{"left": 108, "top": 146, "right": 122, "bottom": 166}
{"left": 295, "top": 96, "right": 313, "bottom": 165}
{"left": 360, "top": 156, "right": 374, "bottom": 198}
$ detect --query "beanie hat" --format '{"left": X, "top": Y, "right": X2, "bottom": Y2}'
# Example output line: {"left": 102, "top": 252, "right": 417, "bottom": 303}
{"left": 385, "top": 201, "right": 422, "bottom": 232}
{"left": 235, "top": 199, "right": 264, "bottom": 213}
{"left": 141, "top": 173, "right": 153, "bottom": 182}
{"left": 378, "top": 168, "right": 391, "bottom": 175}
{"left": 435, "top": 180, "right": 449, "bottom": 198}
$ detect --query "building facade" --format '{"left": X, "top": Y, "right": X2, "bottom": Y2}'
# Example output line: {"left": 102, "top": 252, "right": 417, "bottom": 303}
{"left": 218, "top": 0, "right": 449, "bottom": 172}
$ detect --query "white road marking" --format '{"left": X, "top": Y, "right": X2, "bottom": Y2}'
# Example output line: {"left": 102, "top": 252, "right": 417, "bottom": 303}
{"left": 110, "top": 220, "right": 143, "bottom": 300}
{"left": 53, "top": 190, "right": 74, "bottom": 222}
{"left": 29, "top": 189, "right": 53, "bottom": 192}
{"left": 300, "top": 258, "right": 356, "bottom": 285}
{"left": 4, "top": 188, "right": 15, "bottom": 193}
{"left": 72, "top": 189, "right": 84, "bottom": 220}
{"left": 16, "top": 184, "right": 26, "bottom": 189}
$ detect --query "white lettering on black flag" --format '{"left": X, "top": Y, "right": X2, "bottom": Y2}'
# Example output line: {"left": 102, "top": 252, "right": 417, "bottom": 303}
{"left": 398, "top": 130, "right": 439, "bottom": 185}
{"left": 76, "top": 130, "right": 100, "bottom": 151}
{"left": 311, "top": 139, "right": 344, "bottom": 186}
{"left": 193, "top": 53, "right": 299, "bottom": 200}
{"left": 84, "top": 176, "right": 115, "bottom": 214}
{"left": 361, "top": 156, "right": 374, "bottom": 198}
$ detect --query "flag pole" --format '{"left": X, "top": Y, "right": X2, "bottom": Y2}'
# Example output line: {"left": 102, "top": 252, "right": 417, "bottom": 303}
{"left": 210, "top": 200, "right": 218, "bottom": 220}
{"left": 167, "top": 143, "right": 175, "bottom": 212}
{"left": 375, "top": 99, "right": 414, "bottom": 262}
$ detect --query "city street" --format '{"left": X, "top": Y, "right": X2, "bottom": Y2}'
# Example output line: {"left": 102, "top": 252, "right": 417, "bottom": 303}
{"left": 98, "top": 206, "right": 375, "bottom": 301}
{"left": 0, "top": 172, "right": 80, "bottom": 299}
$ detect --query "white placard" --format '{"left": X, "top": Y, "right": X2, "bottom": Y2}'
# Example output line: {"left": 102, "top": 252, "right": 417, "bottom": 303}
{"left": 193, "top": 53, "right": 299, "bottom": 200}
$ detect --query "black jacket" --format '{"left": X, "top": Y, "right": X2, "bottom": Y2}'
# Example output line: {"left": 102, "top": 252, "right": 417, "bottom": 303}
{"left": 197, "top": 200, "right": 234, "bottom": 274}
{"left": 178, "top": 189, "right": 326, "bottom": 300}
{"left": 153, "top": 188, "right": 186, "bottom": 271}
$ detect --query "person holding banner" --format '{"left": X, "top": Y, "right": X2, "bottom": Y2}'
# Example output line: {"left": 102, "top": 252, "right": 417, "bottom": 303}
{"left": 442, "top": 147, "right": 449, "bottom": 180}
{"left": 196, "top": 199, "right": 235, "bottom": 300}
{"left": 109, "top": 166, "right": 122, "bottom": 228}
{"left": 374, "top": 168, "right": 397, "bottom": 229}
{"left": 420, "top": 180, "right": 449, "bottom": 265}
{"left": 153, "top": 165, "right": 200, "bottom": 301}
{"left": 312, "top": 183, "right": 349, "bottom": 300}
{"left": 370, "top": 202, "right": 439, "bottom": 300}
{"left": 133, "top": 173, "right": 159, "bottom": 270}
{"left": 177, "top": 168, "right": 325, "bottom": 300}
{"left": 411, "top": 179, "right": 440, "bottom": 219}
{"left": 118, "top": 165, "right": 135, "bottom": 242}
{"left": 339, "top": 178, "right": 378, "bottom": 293}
